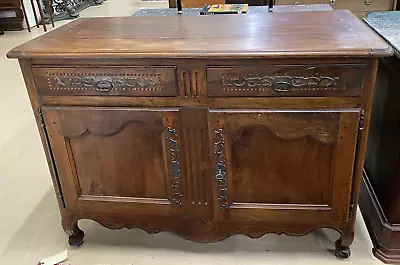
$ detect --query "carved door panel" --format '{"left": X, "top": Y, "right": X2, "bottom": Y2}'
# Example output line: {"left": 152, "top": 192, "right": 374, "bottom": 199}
{"left": 209, "top": 109, "right": 361, "bottom": 223}
{"left": 42, "top": 107, "right": 186, "bottom": 216}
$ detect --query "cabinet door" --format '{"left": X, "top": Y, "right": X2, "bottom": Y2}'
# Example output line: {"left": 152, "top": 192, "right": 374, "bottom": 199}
{"left": 209, "top": 109, "right": 360, "bottom": 223}
{"left": 43, "top": 107, "right": 186, "bottom": 216}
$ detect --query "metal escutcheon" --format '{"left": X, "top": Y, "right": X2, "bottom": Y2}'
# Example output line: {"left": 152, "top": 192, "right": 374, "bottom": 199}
{"left": 95, "top": 80, "right": 113, "bottom": 92}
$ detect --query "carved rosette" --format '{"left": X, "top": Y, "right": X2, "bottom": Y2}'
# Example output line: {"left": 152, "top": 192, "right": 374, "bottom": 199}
{"left": 214, "top": 128, "right": 229, "bottom": 209}
{"left": 224, "top": 75, "right": 341, "bottom": 92}
{"left": 167, "top": 127, "right": 183, "bottom": 206}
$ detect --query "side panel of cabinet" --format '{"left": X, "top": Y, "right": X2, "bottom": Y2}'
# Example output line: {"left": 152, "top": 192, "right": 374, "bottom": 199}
{"left": 208, "top": 109, "right": 360, "bottom": 224}
{"left": 42, "top": 107, "right": 186, "bottom": 216}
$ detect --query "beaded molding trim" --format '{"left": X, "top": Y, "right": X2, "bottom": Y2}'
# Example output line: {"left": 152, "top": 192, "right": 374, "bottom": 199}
{"left": 46, "top": 72, "right": 163, "bottom": 92}
{"left": 222, "top": 73, "right": 345, "bottom": 93}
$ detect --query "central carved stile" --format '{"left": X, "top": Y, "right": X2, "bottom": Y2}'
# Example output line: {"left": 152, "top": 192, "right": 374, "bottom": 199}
{"left": 167, "top": 127, "right": 183, "bottom": 206}
{"left": 214, "top": 128, "right": 229, "bottom": 209}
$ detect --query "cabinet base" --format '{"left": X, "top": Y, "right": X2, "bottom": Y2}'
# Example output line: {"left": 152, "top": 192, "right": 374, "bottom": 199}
{"left": 62, "top": 214, "right": 353, "bottom": 258}
{"left": 68, "top": 232, "right": 84, "bottom": 247}
{"left": 359, "top": 170, "right": 400, "bottom": 264}
{"left": 63, "top": 220, "right": 85, "bottom": 247}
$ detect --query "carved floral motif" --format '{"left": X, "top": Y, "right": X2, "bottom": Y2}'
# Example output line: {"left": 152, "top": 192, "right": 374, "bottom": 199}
{"left": 214, "top": 128, "right": 229, "bottom": 209}
{"left": 48, "top": 74, "right": 161, "bottom": 92}
{"left": 167, "top": 127, "right": 183, "bottom": 206}
{"left": 224, "top": 75, "right": 341, "bottom": 92}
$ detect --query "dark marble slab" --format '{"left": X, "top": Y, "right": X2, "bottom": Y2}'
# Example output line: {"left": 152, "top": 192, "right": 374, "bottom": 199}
{"left": 133, "top": 4, "right": 332, "bottom": 17}
{"left": 364, "top": 12, "right": 400, "bottom": 58}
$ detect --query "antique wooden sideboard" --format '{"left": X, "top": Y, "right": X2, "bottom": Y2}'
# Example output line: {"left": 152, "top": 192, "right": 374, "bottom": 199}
{"left": 7, "top": 11, "right": 392, "bottom": 259}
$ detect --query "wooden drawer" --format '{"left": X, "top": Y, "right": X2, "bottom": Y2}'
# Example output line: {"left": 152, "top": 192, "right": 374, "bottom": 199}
{"left": 276, "top": 0, "right": 394, "bottom": 13}
{"left": 207, "top": 64, "right": 366, "bottom": 97}
{"left": 32, "top": 67, "right": 178, "bottom": 97}
{"left": 331, "top": 0, "right": 393, "bottom": 12}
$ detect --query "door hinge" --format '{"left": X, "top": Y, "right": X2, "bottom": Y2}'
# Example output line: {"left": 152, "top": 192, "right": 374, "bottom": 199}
{"left": 38, "top": 107, "right": 66, "bottom": 208}
{"left": 359, "top": 109, "right": 365, "bottom": 131}
{"left": 348, "top": 109, "right": 364, "bottom": 220}
{"left": 349, "top": 204, "right": 355, "bottom": 218}
{"left": 38, "top": 108, "right": 46, "bottom": 129}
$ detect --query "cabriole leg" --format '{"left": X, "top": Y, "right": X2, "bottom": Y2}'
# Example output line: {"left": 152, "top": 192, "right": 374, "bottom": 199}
{"left": 62, "top": 219, "right": 84, "bottom": 247}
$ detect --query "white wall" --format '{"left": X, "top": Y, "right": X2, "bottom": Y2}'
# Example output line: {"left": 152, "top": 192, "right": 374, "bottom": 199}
{"left": 23, "top": 0, "right": 43, "bottom": 28}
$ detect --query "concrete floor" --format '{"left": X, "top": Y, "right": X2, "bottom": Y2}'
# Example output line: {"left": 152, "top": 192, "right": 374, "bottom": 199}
{"left": 0, "top": 1, "right": 384, "bottom": 264}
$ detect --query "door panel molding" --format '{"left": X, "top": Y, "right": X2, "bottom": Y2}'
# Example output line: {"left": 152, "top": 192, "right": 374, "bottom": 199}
{"left": 43, "top": 106, "right": 186, "bottom": 216}
{"left": 209, "top": 109, "right": 360, "bottom": 222}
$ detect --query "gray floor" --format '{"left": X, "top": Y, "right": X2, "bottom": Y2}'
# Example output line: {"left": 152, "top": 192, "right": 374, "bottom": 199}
{"left": 0, "top": 1, "right": 383, "bottom": 264}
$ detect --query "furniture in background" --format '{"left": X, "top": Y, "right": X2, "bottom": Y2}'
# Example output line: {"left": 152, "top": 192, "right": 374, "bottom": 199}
{"left": 7, "top": 10, "right": 391, "bottom": 259}
{"left": 43, "top": 0, "right": 55, "bottom": 29}
{"left": 168, "top": 0, "right": 398, "bottom": 17}
{"left": 134, "top": 4, "right": 332, "bottom": 16}
{"left": 19, "top": 0, "right": 30, "bottom": 31}
{"left": 276, "top": 0, "right": 398, "bottom": 17}
{"left": 41, "top": 0, "right": 102, "bottom": 24}
{"left": 0, "top": 0, "right": 55, "bottom": 32}
{"left": 19, "top": 0, "right": 54, "bottom": 32}
{"left": 359, "top": 11, "right": 400, "bottom": 264}
{"left": 0, "top": 0, "right": 24, "bottom": 30}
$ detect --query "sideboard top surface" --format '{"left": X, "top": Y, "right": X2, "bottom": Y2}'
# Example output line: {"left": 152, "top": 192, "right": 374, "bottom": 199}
{"left": 7, "top": 10, "right": 392, "bottom": 59}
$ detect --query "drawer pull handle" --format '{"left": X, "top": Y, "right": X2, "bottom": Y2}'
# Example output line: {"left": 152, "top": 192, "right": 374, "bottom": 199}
{"left": 271, "top": 81, "right": 291, "bottom": 92}
{"left": 95, "top": 80, "right": 114, "bottom": 92}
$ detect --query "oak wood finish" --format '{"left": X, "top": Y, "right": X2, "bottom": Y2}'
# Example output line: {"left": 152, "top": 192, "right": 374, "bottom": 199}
{"left": 207, "top": 64, "right": 366, "bottom": 97}
{"left": 7, "top": 11, "right": 392, "bottom": 258}
{"left": 7, "top": 11, "right": 392, "bottom": 59}
{"left": 33, "top": 67, "right": 178, "bottom": 96}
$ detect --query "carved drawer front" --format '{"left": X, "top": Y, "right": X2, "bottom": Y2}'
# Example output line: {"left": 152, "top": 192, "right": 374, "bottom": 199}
{"left": 207, "top": 64, "right": 366, "bottom": 97}
{"left": 33, "top": 67, "right": 178, "bottom": 97}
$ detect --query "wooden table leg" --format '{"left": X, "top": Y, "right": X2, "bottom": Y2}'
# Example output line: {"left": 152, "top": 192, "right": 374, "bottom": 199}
{"left": 35, "top": 0, "right": 47, "bottom": 32}
{"left": 30, "top": 0, "right": 40, "bottom": 28}
{"left": 19, "top": 0, "right": 31, "bottom": 32}
{"left": 46, "top": 0, "right": 55, "bottom": 28}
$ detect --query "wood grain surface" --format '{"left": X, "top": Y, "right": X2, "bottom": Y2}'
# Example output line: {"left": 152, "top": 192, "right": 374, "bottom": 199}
{"left": 6, "top": 11, "right": 390, "bottom": 257}
{"left": 7, "top": 11, "right": 392, "bottom": 59}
